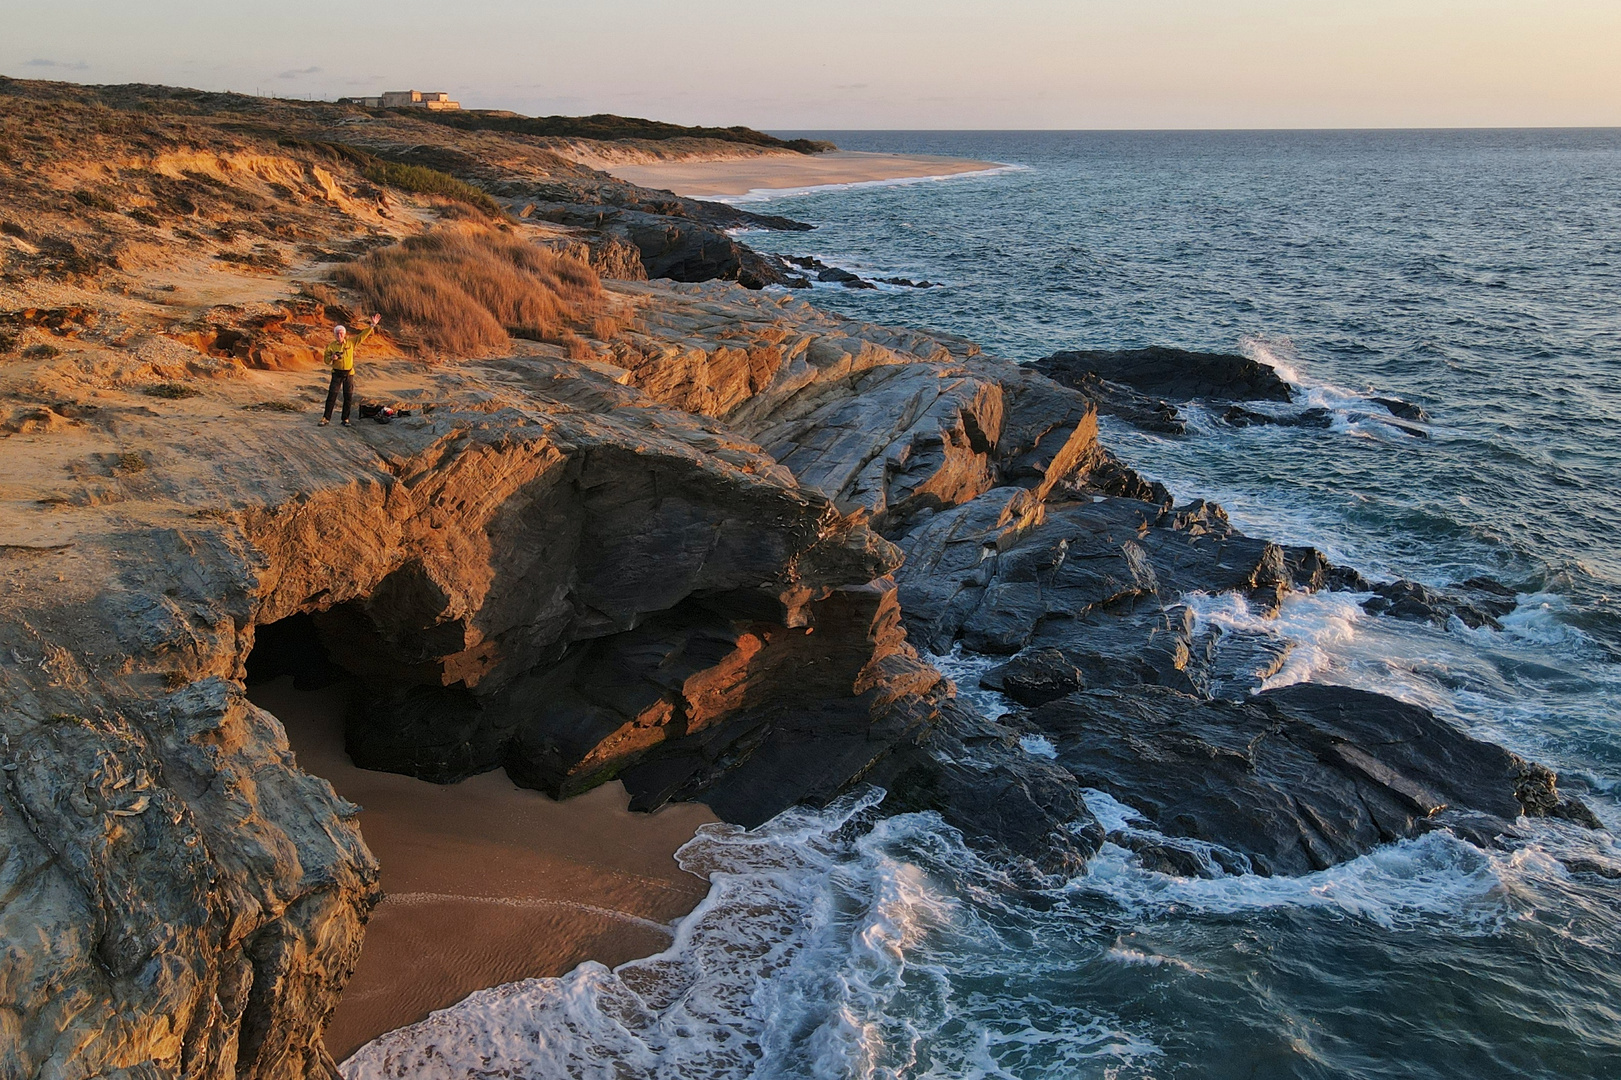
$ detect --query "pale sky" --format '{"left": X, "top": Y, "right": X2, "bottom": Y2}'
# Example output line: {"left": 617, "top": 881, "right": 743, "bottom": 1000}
{"left": 2, "top": 0, "right": 1618, "bottom": 129}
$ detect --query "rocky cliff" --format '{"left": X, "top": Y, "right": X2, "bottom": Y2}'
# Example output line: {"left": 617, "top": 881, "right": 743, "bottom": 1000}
{"left": 0, "top": 165, "right": 1137, "bottom": 1071}
{"left": 0, "top": 77, "right": 1598, "bottom": 1078}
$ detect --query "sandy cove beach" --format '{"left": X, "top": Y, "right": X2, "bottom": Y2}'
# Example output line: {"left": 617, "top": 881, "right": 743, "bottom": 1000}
{"left": 606, "top": 149, "right": 1005, "bottom": 198}
{"left": 246, "top": 677, "right": 717, "bottom": 1062}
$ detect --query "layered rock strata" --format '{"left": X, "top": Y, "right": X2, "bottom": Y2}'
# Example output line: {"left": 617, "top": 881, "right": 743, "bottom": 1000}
{"left": 0, "top": 76, "right": 1600, "bottom": 1079}
{"left": 0, "top": 259, "right": 1142, "bottom": 1074}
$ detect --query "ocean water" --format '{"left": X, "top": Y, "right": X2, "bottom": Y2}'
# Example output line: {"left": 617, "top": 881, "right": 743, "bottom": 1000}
{"left": 345, "top": 132, "right": 1621, "bottom": 1078}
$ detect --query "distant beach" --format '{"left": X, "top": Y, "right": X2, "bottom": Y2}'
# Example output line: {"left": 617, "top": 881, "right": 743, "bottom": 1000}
{"left": 605, "top": 149, "right": 1005, "bottom": 199}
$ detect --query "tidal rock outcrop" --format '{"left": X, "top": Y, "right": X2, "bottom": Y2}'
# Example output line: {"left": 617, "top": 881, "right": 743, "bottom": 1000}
{"left": 1221, "top": 404, "right": 1333, "bottom": 429}
{"left": 896, "top": 491, "right": 1326, "bottom": 670}
{"left": 608, "top": 284, "right": 1161, "bottom": 537}
{"left": 533, "top": 204, "right": 802, "bottom": 288}
{"left": 1032, "top": 682, "right": 1600, "bottom": 876}
{"left": 891, "top": 478, "right": 1596, "bottom": 877}
{"left": 1035, "top": 346, "right": 1294, "bottom": 403}
{"left": 1362, "top": 577, "right": 1519, "bottom": 630}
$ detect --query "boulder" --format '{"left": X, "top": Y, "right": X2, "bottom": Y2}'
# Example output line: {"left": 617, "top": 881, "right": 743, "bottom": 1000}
{"left": 866, "top": 700, "right": 1103, "bottom": 878}
{"left": 1040, "top": 369, "right": 1188, "bottom": 435}
{"left": 1034, "top": 346, "right": 1294, "bottom": 403}
{"left": 1372, "top": 396, "right": 1430, "bottom": 422}
{"left": 981, "top": 647, "right": 1086, "bottom": 706}
{"left": 817, "top": 266, "right": 876, "bottom": 289}
{"left": 895, "top": 491, "right": 1317, "bottom": 660}
{"left": 1362, "top": 578, "right": 1519, "bottom": 630}
{"left": 1221, "top": 404, "right": 1333, "bottom": 429}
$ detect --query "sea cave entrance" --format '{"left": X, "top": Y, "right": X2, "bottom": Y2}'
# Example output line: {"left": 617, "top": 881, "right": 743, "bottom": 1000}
{"left": 241, "top": 613, "right": 714, "bottom": 1060}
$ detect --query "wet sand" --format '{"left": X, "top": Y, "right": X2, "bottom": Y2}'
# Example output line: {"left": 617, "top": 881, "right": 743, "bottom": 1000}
{"left": 607, "top": 149, "right": 1005, "bottom": 199}
{"left": 246, "top": 677, "right": 717, "bottom": 1062}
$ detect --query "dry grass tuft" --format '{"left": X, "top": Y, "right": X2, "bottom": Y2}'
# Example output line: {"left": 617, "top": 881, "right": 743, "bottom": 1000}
{"left": 562, "top": 331, "right": 595, "bottom": 362}
{"left": 335, "top": 228, "right": 616, "bottom": 357}
{"left": 144, "top": 382, "right": 199, "bottom": 399}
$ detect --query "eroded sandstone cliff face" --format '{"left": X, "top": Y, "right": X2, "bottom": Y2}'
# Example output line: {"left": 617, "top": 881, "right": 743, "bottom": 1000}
{"left": 1, "top": 78, "right": 1598, "bottom": 1080}
{"left": 0, "top": 238, "right": 1131, "bottom": 1076}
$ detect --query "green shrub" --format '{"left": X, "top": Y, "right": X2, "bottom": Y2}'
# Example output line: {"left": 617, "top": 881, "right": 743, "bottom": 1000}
{"left": 144, "top": 382, "right": 199, "bottom": 399}
{"left": 360, "top": 162, "right": 503, "bottom": 218}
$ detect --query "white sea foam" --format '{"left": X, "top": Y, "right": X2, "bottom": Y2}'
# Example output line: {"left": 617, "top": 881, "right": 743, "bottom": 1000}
{"left": 342, "top": 791, "right": 1154, "bottom": 1080}
{"left": 1183, "top": 588, "right": 1368, "bottom": 691}
{"left": 1237, "top": 333, "right": 1305, "bottom": 385}
{"left": 1236, "top": 332, "right": 1437, "bottom": 441}
{"left": 1019, "top": 733, "right": 1058, "bottom": 759}
{"left": 1073, "top": 830, "right": 1512, "bottom": 932}
{"left": 1104, "top": 944, "right": 1206, "bottom": 975}
{"left": 926, "top": 644, "right": 1013, "bottom": 721}
{"left": 1489, "top": 591, "right": 1591, "bottom": 650}
{"left": 1080, "top": 788, "right": 1151, "bottom": 834}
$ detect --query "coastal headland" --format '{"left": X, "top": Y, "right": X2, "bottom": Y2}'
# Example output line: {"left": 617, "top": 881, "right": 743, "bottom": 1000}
{"left": 0, "top": 76, "right": 1600, "bottom": 1079}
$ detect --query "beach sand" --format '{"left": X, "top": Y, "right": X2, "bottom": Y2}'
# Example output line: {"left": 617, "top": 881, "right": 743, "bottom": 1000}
{"left": 607, "top": 149, "right": 1004, "bottom": 199}
{"left": 246, "top": 677, "right": 718, "bottom": 1062}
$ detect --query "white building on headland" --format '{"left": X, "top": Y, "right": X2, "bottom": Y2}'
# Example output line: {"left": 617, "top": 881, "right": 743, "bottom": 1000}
{"left": 340, "top": 90, "right": 460, "bottom": 111}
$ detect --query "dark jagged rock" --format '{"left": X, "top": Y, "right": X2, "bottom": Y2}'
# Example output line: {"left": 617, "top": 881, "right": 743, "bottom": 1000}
{"left": 1362, "top": 578, "right": 1519, "bottom": 630}
{"left": 866, "top": 700, "right": 1102, "bottom": 878}
{"left": 1022, "top": 367, "right": 1187, "bottom": 435}
{"left": 1031, "top": 682, "right": 1598, "bottom": 876}
{"left": 1365, "top": 414, "right": 1430, "bottom": 438}
{"left": 1222, "top": 404, "right": 1334, "bottom": 429}
{"left": 774, "top": 254, "right": 936, "bottom": 290}
{"left": 1034, "top": 346, "right": 1294, "bottom": 403}
{"left": 536, "top": 205, "right": 797, "bottom": 287}
{"left": 981, "top": 647, "right": 1087, "bottom": 706}
{"left": 1565, "top": 857, "right": 1621, "bottom": 879}
{"left": 817, "top": 266, "right": 877, "bottom": 289}
{"left": 1373, "top": 396, "right": 1430, "bottom": 422}
{"left": 896, "top": 491, "right": 1318, "bottom": 663}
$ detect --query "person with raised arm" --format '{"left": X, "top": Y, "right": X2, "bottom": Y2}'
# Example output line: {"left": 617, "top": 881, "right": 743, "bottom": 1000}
{"left": 319, "top": 313, "right": 382, "bottom": 427}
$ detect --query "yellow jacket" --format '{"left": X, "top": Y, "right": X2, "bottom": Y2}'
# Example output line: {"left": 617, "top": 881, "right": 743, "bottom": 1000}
{"left": 321, "top": 325, "right": 375, "bottom": 372}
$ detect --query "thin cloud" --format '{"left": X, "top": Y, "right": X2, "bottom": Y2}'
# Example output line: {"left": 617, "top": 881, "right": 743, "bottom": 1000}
{"left": 275, "top": 65, "right": 322, "bottom": 80}
{"left": 24, "top": 58, "right": 89, "bottom": 71}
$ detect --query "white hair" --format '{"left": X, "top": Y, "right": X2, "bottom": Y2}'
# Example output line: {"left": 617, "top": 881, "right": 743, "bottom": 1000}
{"left": 333, "top": 325, "right": 347, "bottom": 335}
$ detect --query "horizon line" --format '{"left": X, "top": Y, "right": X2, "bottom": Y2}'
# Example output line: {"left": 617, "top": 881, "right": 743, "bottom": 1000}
{"left": 768, "top": 125, "right": 1621, "bottom": 134}
{"left": 4, "top": 74, "right": 1618, "bottom": 135}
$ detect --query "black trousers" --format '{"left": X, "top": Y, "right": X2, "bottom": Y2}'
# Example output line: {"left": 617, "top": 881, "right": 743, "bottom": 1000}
{"left": 323, "top": 369, "right": 354, "bottom": 421}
